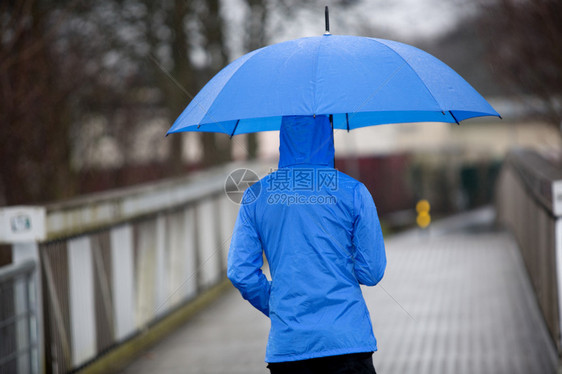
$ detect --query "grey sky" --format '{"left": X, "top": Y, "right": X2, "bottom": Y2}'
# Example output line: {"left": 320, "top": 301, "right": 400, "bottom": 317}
{"left": 222, "top": 0, "right": 477, "bottom": 61}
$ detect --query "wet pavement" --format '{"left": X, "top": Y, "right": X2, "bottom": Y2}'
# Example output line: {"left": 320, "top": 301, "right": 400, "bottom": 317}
{"left": 121, "top": 208, "right": 557, "bottom": 374}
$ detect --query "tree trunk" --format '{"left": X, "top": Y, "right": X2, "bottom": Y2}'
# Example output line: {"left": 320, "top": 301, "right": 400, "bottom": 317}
{"left": 244, "top": 0, "right": 268, "bottom": 160}
{"left": 201, "top": 0, "right": 231, "bottom": 166}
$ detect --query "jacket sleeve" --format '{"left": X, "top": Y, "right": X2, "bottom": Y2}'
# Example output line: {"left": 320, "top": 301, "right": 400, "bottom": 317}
{"left": 227, "top": 196, "right": 271, "bottom": 317}
{"left": 352, "top": 183, "right": 387, "bottom": 286}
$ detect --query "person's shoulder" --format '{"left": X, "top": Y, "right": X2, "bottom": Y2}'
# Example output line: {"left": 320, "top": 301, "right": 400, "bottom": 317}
{"left": 334, "top": 169, "right": 363, "bottom": 188}
{"left": 333, "top": 170, "right": 375, "bottom": 202}
{"left": 239, "top": 174, "right": 269, "bottom": 206}
{"left": 254, "top": 170, "right": 276, "bottom": 192}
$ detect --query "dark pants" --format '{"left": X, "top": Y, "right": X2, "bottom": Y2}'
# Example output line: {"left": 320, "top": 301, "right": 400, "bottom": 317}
{"left": 267, "top": 352, "right": 376, "bottom": 374}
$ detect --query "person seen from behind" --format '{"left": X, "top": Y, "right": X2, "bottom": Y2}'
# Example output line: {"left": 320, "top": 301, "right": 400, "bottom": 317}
{"left": 228, "top": 115, "right": 386, "bottom": 374}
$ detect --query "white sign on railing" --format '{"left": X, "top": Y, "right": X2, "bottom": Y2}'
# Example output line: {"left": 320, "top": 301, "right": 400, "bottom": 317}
{"left": 0, "top": 207, "right": 46, "bottom": 243}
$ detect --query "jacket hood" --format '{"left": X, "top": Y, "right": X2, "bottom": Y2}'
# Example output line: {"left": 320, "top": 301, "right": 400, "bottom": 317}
{"left": 278, "top": 115, "right": 335, "bottom": 168}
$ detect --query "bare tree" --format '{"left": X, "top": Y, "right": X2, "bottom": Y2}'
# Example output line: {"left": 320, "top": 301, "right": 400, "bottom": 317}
{"left": 479, "top": 0, "right": 562, "bottom": 129}
{"left": 0, "top": 0, "right": 373, "bottom": 206}
{"left": 199, "top": 0, "right": 231, "bottom": 166}
{"left": 138, "top": 0, "right": 232, "bottom": 168}
{"left": 0, "top": 0, "right": 240, "bottom": 206}
{"left": 0, "top": 0, "right": 89, "bottom": 205}
{"left": 242, "top": 0, "right": 269, "bottom": 159}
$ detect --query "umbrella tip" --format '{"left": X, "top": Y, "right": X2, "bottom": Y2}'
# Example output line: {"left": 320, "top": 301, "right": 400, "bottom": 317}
{"left": 324, "top": 6, "right": 331, "bottom": 35}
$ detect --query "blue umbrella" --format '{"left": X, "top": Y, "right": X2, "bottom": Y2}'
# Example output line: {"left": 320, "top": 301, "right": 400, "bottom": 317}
{"left": 167, "top": 31, "right": 499, "bottom": 137}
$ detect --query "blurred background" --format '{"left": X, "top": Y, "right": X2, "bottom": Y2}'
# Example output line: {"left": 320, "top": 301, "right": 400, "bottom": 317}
{"left": 1, "top": 1, "right": 562, "bottom": 373}
{"left": 1, "top": 0, "right": 560, "bottom": 211}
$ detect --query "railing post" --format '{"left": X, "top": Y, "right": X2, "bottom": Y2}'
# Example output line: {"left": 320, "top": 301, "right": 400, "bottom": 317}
{"left": 557, "top": 217, "right": 562, "bottom": 357}
{"left": 12, "top": 243, "right": 45, "bottom": 373}
{"left": 24, "top": 270, "right": 33, "bottom": 374}
{"left": 1, "top": 206, "right": 46, "bottom": 374}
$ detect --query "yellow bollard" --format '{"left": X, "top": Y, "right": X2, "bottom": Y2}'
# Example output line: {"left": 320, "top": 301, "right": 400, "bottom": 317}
{"left": 416, "top": 199, "right": 431, "bottom": 229}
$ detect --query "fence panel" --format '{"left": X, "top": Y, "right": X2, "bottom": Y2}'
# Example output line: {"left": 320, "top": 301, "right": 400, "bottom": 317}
{"left": 496, "top": 149, "right": 562, "bottom": 353}
{"left": 38, "top": 192, "right": 248, "bottom": 372}
{"left": 0, "top": 260, "right": 38, "bottom": 374}
{"left": 1, "top": 160, "right": 272, "bottom": 373}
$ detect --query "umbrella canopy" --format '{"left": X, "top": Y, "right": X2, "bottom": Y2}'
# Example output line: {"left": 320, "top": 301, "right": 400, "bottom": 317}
{"left": 167, "top": 34, "right": 500, "bottom": 136}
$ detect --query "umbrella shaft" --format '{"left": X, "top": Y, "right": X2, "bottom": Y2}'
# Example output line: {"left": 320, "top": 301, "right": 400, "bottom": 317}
{"left": 325, "top": 6, "right": 330, "bottom": 33}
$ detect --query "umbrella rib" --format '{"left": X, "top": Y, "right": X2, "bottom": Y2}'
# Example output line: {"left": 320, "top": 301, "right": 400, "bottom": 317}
{"left": 230, "top": 119, "right": 240, "bottom": 138}
{"left": 348, "top": 61, "right": 407, "bottom": 121}
{"left": 372, "top": 38, "right": 445, "bottom": 113}
{"left": 311, "top": 37, "right": 325, "bottom": 115}
{"left": 449, "top": 111, "right": 460, "bottom": 125}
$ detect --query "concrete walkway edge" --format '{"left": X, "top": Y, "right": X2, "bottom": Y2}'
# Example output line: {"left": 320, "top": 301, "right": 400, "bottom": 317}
{"left": 79, "top": 279, "right": 232, "bottom": 374}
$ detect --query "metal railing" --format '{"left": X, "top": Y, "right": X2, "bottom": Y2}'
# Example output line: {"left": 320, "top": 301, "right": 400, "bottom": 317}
{"left": 496, "top": 149, "right": 562, "bottom": 354}
{"left": 0, "top": 259, "right": 39, "bottom": 374}
{"left": 0, "top": 160, "right": 273, "bottom": 373}
{"left": 40, "top": 195, "right": 237, "bottom": 372}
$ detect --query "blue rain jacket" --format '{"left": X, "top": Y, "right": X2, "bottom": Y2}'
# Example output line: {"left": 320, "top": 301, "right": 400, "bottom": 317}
{"left": 228, "top": 115, "right": 386, "bottom": 363}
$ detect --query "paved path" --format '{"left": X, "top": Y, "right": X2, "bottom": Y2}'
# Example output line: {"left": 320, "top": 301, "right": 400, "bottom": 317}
{"left": 121, "top": 208, "right": 557, "bottom": 374}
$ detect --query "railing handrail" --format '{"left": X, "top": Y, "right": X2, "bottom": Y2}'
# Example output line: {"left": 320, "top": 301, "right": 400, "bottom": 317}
{"left": 0, "top": 259, "right": 35, "bottom": 283}
{"left": 2, "top": 159, "right": 277, "bottom": 373}
{"left": 497, "top": 147, "right": 562, "bottom": 355}
{"left": 44, "top": 160, "right": 273, "bottom": 241}
{"left": 504, "top": 149, "right": 562, "bottom": 217}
